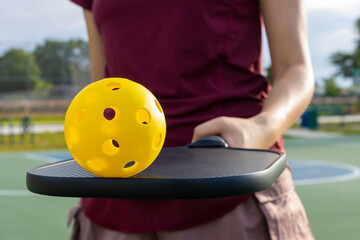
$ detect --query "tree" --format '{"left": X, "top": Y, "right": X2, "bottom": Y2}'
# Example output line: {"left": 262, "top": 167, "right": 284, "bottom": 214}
{"left": 0, "top": 49, "right": 46, "bottom": 93}
{"left": 331, "top": 18, "right": 360, "bottom": 80}
{"left": 33, "top": 39, "right": 90, "bottom": 87}
{"left": 323, "top": 77, "right": 342, "bottom": 97}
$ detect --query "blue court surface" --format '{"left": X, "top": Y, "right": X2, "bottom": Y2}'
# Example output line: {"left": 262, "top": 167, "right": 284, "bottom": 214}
{"left": 290, "top": 160, "right": 359, "bottom": 185}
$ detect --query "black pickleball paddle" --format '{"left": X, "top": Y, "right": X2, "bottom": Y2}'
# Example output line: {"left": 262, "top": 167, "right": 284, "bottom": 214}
{"left": 26, "top": 136, "right": 286, "bottom": 199}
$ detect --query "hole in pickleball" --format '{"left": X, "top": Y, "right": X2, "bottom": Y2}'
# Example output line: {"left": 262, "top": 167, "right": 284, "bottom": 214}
{"left": 155, "top": 99, "right": 163, "bottom": 113}
{"left": 154, "top": 133, "right": 162, "bottom": 148}
{"left": 124, "top": 161, "right": 136, "bottom": 169}
{"left": 103, "top": 106, "right": 119, "bottom": 121}
{"left": 137, "top": 108, "right": 151, "bottom": 125}
{"left": 112, "top": 139, "right": 119, "bottom": 148}
{"left": 75, "top": 109, "right": 86, "bottom": 124}
{"left": 104, "top": 108, "right": 115, "bottom": 120}
{"left": 103, "top": 139, "right": 120, "bottom": 155}
{"left": 105, "top": 82, "right": 121, "bottom": 91}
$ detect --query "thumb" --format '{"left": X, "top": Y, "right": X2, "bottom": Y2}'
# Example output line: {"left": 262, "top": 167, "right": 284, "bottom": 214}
{"left": 192, "top": 117, "right": 226, "bottom": 143}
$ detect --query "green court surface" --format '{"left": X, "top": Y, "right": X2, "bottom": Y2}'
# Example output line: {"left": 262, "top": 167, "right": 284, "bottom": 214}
{"left": 0, "top": 135, "right": 359, "bottom": 239}
{"left": 0, "top": 150, "right": 77, "bottom": 240}
{"left": 284, "top": 136, "right": 360, "bottom": 240}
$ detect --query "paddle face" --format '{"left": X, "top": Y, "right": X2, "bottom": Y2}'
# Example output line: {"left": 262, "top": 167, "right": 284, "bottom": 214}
{"left": 26, "top": 139, "right": 286, "bottom": 199}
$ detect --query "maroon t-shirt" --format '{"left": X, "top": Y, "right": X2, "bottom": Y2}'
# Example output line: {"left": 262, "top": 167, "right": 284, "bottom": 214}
{"left": 71, "top": 0, "right": 284, "bottom": 233}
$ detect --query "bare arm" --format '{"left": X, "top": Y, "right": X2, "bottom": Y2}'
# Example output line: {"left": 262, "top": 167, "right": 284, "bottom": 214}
{"left": 83, "top": 9, "right": 106, "bottom": 82}
{"left": 192, "top": 0, "right": 314, "bottom": 149}
{"left": 257, "top": 0, "right": 314, "bottom": 143}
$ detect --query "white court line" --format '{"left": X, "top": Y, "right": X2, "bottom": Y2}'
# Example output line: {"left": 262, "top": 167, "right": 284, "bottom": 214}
{"left": 0, "top": 190, "right": 37, "bottom": 196}
{"left": 290, "top": 159, "right": 360, "bottom": 186}
{"left": 16, "top": 153, "right": 68, "bottom": 197}
{"left": 294, "top": 169, "right": 360, "bottom": 186}
{"left": 0, "top": 154, "right": 58, "bottom": 197}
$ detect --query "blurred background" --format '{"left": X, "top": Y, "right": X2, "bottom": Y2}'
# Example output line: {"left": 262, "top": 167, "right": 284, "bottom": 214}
{"left": 0, "top": 0, "right": 359, "bottom": 239}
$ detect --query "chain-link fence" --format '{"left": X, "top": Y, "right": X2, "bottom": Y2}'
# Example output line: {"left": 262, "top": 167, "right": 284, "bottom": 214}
{"left": 0, "top": 40, "right": 91, "bottom": 116}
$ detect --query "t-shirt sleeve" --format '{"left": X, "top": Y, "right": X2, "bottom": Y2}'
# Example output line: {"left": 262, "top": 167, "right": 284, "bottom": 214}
{"left": 70, "top": 0, "right": 93, "bottom": 10}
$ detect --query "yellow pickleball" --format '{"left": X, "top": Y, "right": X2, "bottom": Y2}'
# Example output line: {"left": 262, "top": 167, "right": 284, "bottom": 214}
{"left": 64, "top": 78, "right": 166, "bottom": 178}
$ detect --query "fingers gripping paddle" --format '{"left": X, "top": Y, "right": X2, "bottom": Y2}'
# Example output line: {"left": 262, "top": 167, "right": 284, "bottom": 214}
{"left": 26, "top": 136, "right": 286, "bottom": 199}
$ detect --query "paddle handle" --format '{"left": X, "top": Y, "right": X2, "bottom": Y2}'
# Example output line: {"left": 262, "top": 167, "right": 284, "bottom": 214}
{"left": 187, "top": 136, "right": 228, "bottom": 148}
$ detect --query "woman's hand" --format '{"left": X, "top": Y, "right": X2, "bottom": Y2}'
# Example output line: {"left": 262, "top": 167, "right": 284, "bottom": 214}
{"left": 192, "top": 114, "right": 277, "bottom": 149}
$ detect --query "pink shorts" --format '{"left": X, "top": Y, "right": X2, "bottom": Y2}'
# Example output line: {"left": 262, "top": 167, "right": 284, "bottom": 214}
{"left": 68, "top": 168, "right": 314, "bottom": 240}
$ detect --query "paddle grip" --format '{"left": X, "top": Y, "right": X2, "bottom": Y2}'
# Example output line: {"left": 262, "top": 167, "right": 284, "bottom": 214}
{"left": 187, "top": 135, "right": 228, "bottom": 148}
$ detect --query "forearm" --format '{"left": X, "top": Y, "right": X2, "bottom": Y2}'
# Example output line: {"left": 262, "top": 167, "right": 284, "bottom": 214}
{"left": 255, "top": 0, "right": 314, "bottom": 146}
{"left": 254, "top": 64, "right": 314, "bottom": 147}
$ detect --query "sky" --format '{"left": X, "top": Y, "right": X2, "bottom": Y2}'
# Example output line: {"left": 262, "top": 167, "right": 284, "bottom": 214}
{"left": 1, "top": 0, "right": 359, "bottom": 88}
